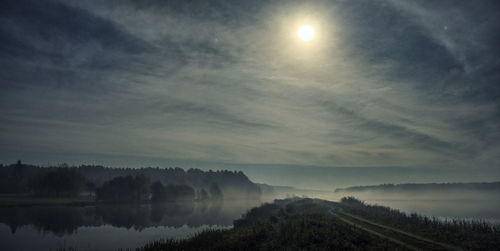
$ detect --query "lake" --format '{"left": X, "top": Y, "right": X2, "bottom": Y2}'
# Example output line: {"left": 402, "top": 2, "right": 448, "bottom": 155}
{"left": 325, "top": 192, "right": 500, "bottom": 225}
{"left": 366, "top": 199, "right": 500, "bottom": 225}
{"left": 2, "top": 198, "right": 499, "bottom": 250}
{"left": 0, "top": 200, "right": 261, "bottom": 251}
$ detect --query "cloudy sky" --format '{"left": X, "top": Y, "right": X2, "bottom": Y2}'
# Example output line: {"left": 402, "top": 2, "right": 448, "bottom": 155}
{"left": 1, "top": 0, "right": 499, "bottom": 185}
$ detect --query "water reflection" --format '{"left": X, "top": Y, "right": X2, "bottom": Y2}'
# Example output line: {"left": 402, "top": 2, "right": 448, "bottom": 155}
{"left": 365, "top": 199, "right": 500, "bottom": 224}
{"left": 0, "top": 206, "right": 87, "bottom": 236}
{"left": 0, "top": 200, "right": 256, "bottom": 236}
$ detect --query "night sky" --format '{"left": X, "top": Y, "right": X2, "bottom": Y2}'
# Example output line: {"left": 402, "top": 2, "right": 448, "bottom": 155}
{"left": 1, "top": 0, "right": 499, "bottom": 187}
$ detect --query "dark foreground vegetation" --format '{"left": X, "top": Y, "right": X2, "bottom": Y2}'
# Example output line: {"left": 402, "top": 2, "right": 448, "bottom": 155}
{"left": 140, "top": 197, "right": 500, "bottom": 251}
{"left": 339, "top": 197, "right": 500, "bottom": 250}
{"left": 140, "top": 198, "right": 402, "bottom": 251}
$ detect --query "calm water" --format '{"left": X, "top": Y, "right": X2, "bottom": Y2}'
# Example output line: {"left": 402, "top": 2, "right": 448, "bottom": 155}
{"left": 0, "top": 200, "right": 261, "bottom": 251}
{"left": 2, "top": 198, "right": 499, "bottom": 250}
{"left": 366, "top": 199, "right": 500, "bottom": 225}
{"left": 325, "top": 191, "right": 500, "bottom": 224}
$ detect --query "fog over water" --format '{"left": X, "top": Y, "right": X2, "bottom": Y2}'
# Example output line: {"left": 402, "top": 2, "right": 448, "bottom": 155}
{"left": 1, "top": 184, "right": 500, "bottom": 251}
{"left": 267, "top": 186, "right": 500, "bottom": 225}
{"left": 332, "top": 190, "right": 500, "bottom": 225}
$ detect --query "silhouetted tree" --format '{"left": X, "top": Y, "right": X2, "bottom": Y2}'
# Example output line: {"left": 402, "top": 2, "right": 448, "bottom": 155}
{"left": 209, "top": 183, "right": 223, "bottom": 200}
{"left": 198, "top": 188, "right": 209, "bottom": 201}
{"left": 151, "top": 181, "right": 166, "bottom": 202}
{"left": 0, "top": 162, "right": 264, "bottom": 200}
{"left": 164, "top": 184, "right": 195, "bottom": 201}
{"left": 135, "top": 174, "right": 150, "bottom": 200}
{"left": 77, "top": 165, "right": 262, "bottom": 200}
{"left": 96, "top": 175, "right": 150, "bottom": 202}
{"left": 85, "top": 181, "right": 96, "bottom": 197}
{"left": 31, "top": 168, "right": 85, "bottom": 197}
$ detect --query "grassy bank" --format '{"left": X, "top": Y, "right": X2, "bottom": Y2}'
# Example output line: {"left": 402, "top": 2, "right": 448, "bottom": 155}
{"left": 139, "top": 197, "right": 500, "bottom": 251}
{"left": 140, "top": 198, "right": 407, "bottom": 251}
{"left": 338, "top": 197, "right": 500, "bottom": 250}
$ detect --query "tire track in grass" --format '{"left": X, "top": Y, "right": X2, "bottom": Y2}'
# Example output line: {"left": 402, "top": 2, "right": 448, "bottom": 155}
{"left": 335, "top": 213, "right": 420, "bottom": 251}
{"left": 335, "top": 209, "right": 462, "bottom": 250}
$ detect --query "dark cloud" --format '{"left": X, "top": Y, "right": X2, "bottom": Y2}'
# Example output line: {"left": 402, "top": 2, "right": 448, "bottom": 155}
{"left": 334, "top": 0, "right": 464, "bottom": 81}
{"left": 118, "top": 0, "right": 267, "bottom": 25}
{"left": 0, "top": 0, "right": 159, "bottom": 96}
{"left": 0, "top": 0, "right": 154, "bottom": 61}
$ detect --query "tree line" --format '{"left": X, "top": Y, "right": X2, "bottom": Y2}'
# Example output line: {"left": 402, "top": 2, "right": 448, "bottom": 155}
{"left": 96, "top": 175, "right": 224, "bottom": 202}
{"left": 0, "top": 161, "right": 258, "bottom": 202}
{"left": 334, "top": 182, "right": 500, "bottom": 193}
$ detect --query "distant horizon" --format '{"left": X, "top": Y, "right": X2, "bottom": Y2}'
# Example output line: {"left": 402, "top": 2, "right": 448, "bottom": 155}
{"left": 4, "top": 158, "right": 500, "bottom": 191}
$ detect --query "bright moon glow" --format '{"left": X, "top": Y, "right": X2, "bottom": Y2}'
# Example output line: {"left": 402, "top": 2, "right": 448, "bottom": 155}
{"left": 297, "top": 25, "right": 315, "bottom": 42}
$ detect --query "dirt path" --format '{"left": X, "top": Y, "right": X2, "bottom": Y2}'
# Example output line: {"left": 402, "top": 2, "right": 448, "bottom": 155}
{"left": 331, "top": 208, "right": 462, "bottom": 250}
{"left": 336, "top": 213, "right": 421, "bottom": 250}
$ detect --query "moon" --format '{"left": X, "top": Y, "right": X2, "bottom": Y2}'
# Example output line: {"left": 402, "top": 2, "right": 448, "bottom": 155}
{"left": 297, "top": 25, "right": 315, "bottom": 42}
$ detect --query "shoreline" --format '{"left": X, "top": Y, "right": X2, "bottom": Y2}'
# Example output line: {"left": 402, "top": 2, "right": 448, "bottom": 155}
{"left": 0, "top": 195, "right": 260, "bottom": 208}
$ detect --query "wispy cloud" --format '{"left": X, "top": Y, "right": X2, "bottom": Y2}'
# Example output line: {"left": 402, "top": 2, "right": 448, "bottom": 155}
{"left": 1, "top": 0, "right": 499, "bottom": 173}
